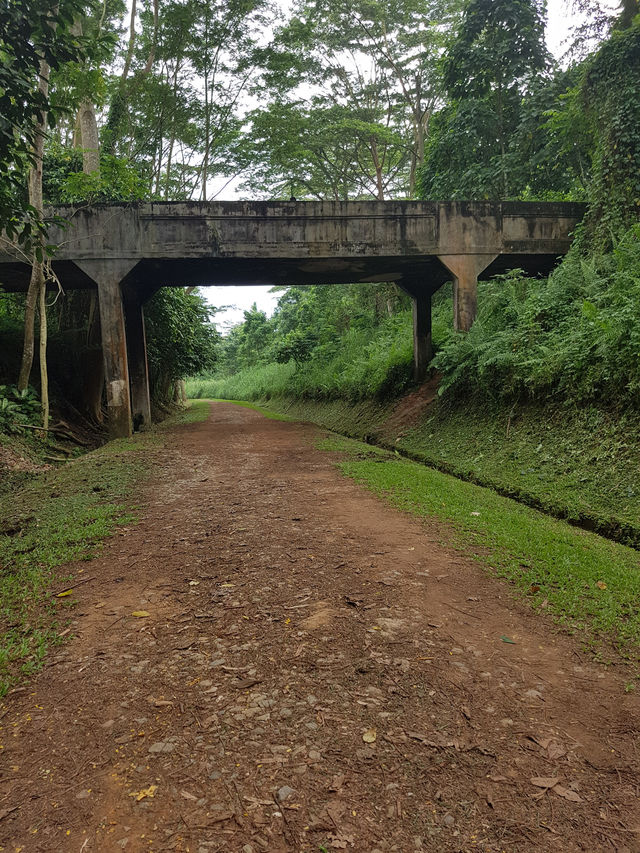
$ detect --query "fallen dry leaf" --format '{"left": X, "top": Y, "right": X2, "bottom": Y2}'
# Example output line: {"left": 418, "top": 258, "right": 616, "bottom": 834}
{"left": 596, "top": 581, "right": 607, "bottom": 590}
{"left": 207, "top": 811, "right": 234, "bottom": 824}
{"left": 234, "top": 677, "right": 263, "bottom": 689}
{"left": 328, "top": 833, "right": 355, "bottom": 849}
{"left": 529, "top": 735, "right": 566, "bottom": 761}
{"left": 553, "top": 785, "right": 583, "bottom": 802}
{"left": 530, "top": 776, "right": 561, "bottom": 789}
{"left": 147, "top": 695, "right": 173, "bottom": 707}
{"left": 181, "top": 790, "right": 198, "bottom": 801}
{"left": 129, "top": 784, "right": 158, "bottom": 802}
{"left": 362, "top": 728, "right": 377, "bottom": 743}
{"left": 546, "top": 740, "right": 567, "bottom": 760}
{"left": 329, "top": 773, "right": 345, "bottom": 792}
{"left": 0, "top": 805, "right": 19, "bottom": 822}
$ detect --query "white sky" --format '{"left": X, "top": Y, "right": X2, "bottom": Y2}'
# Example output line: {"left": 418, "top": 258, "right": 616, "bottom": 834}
{"left": 205, "top": 0, "right": 605, "bottom": 332}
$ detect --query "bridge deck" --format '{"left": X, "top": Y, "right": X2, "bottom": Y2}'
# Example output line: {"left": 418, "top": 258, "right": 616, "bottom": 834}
{"left": 0, "top": 200, "right": 585, "bottom": 292}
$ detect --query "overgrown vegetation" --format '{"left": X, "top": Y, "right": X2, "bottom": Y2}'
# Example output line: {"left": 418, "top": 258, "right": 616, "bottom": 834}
{"left": 188, "top": 286, "right": 453, "bottom": 402}
{"left": 2, "top": 0, "right": 638, "bottom": 437}
{"left": 433, "top": 227, "right": 640, "bottom": 406}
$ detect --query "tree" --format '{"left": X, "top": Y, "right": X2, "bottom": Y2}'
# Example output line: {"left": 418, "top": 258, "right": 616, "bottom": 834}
{"left": 244, "top": 0, "right": 460, "bottom": 199}
{"left": 144, "top": 288, "right": 219, "bottom": 402}
{"left": 0, "top": 0, "right": 86, "bottom": 241}
{"left": 101, "top": 0, "right": 269, "bottom": 201}
{"left": 5, "top": 0, "right": 88, "bottom": 426}
{"left": 581, "top": 16, "right": 640, "bottom": 246}
{"left": 420, "top": 0, "right": 550, "bottom": 199}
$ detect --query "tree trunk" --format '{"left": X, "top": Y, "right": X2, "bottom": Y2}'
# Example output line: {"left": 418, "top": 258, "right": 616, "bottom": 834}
{"left": 619, "top": 0, "right": 639, "bottom": 28}
{"left": 79, "top": 98, "right": 100, "bottom": 176}
{"left": 201, "top": 66, "right": 210, "bottom": 201}
{"left": 38, "top": 272, "right": 49, "bottom": 429}
{"left": 370, "top": 137, "right": 384, "bottom": 200}
{"left": 18, "top": 56, "right": 50, "bottom": 394}
{"left": 81, "top": 94, "right": 104, "bottom": 415}
{"left": 409, "top": 109, "right": 429, "bottom": 197}
{"left": 122, "top": 0, "right": 137, "bottom": 83}
{"left": 18, "top": 276, "right": 40, "bottom": 392}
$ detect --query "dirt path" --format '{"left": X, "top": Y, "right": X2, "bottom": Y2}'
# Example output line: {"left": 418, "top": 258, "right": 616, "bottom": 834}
{"left": 1, "top": 403, "right": 639, "bottom": 853}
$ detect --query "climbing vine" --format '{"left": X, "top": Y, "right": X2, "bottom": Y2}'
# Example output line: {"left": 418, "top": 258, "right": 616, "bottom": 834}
{"left": 582, "top": 20, "right": 640, "bottom": 247}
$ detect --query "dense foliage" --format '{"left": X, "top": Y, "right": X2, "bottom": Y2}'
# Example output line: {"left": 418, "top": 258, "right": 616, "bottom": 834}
{"left": 190, "top": 284, "right": 455, "bottom": 402}
{"left": 0, "top": 0, "right": 86, "bottom": 244}
{"left": 581, "top": 19, "right": 640, "bottom": 246}
{"left": 198, "top": 0, "right": 639, "bottom": 413}
{"left": 433, "top": 225, "right": 640, "bottom": 404}
{"left": 145, "top": 289, "right": 219, "bottom": 402}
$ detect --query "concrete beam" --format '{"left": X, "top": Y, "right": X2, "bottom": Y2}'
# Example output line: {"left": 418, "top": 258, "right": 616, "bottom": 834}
{"left": 75, "top": 260, "right": 137, "bottom": 438}
{"left": 0, "top": 202, "right": 585, "bottom": 294}
{"left": 438, "top": 254, "right": 498, "bottom": 332}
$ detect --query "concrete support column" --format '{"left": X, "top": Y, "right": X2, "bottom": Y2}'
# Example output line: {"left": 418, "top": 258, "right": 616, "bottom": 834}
{"left": 412, "top": 291, "right": 432, "bottom": 383}
{"left": 437, "top": 254, "right": 498, "bottom": 331}
{"left": 75, "top": 260, "right": 137, "bottom": 438}
{"left": 123, "top": 291, "right": 152, "bottom": 430}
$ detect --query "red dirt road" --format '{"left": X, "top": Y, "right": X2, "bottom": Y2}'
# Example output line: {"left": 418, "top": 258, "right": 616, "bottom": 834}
{"left": 1, "top": 403, "right": 639, "bottom": 853}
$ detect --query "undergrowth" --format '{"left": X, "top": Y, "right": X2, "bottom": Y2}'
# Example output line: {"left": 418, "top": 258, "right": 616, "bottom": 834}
{"left": 433, "top": 226, "right": 640, "bottom": 406}
{"left": 188, "top": 299, "right": 452, "bottom": 402}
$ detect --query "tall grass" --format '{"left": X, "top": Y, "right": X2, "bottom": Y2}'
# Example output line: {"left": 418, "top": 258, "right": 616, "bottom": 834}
{"left": 188, "top": 310, "right": 420, "bottom": 402}
{"left": 187, "top": 361, "right": 297, "bottom": 401}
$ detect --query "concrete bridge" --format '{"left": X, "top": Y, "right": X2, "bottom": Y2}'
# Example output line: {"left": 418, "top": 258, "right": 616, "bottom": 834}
{"left": 0, "top": 200, "right": 585, "bottom": 437}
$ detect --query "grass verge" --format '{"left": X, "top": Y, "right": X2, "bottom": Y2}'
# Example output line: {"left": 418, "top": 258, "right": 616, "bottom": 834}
{"left": 250, "top": 395, "right": 640, "bottom": 549}
{"left": 0, "top": 401, "right": 207, "bottom": 697}
{"left": 318, "top": 433, "right": 640, "bottom": 663}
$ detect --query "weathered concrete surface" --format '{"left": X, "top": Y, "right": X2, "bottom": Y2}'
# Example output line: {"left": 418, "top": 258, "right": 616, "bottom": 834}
{"left": 0, "top": 200, "right": 585, "bottom": 294}
{"left": 411, "top": 291, "right": 432, "bottom": 382}
{"left": 75, "top": 260, "right": 137, "bottom": 438}
{"left": 0, "top": 201, "right": 585, "bottom": 437}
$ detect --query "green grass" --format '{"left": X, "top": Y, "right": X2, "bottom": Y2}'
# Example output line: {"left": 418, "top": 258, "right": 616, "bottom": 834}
{"left": 187, "top": 362, "right": 297, "bottom": 402}
{"left": 0, "top": 404, "right": 200, "bottom": 697}
{"left": 160, "top": 397, "right": 212, "bottom": 426}
{"left": 254, "top": 395, "right": 640, "bottom": 549}
{"left": 396, "top": 399, "right": 640, "bottom": 546}
{"left": 318, "top": 432, "right": 640, "bottom": 660}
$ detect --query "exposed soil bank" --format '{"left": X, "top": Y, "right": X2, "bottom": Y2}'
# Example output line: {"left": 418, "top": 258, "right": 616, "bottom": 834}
{"left": 258, "top": 390, "right": 640, "bottom": 549}
{"left": 1, "top": 402, "right": 639, "bottom": 852}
